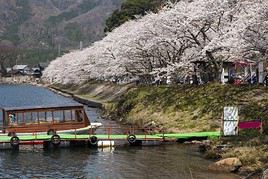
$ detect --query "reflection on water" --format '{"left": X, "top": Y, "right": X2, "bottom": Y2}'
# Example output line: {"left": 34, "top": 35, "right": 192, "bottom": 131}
{"left": 0, "top": 84, "right": 239, "bottom": 178}
{"left": 0, "top": 145, "right": 238, "bottom": 179}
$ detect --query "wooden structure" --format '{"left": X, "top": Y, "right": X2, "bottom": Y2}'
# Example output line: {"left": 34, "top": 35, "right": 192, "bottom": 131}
{"left": 0, "top": 104, "right": 90, "bottom": 135}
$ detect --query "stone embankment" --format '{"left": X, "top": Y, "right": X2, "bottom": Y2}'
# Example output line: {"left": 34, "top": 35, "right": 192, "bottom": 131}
{"left": 48, "top": 86, "right": 103, "bottom": 108}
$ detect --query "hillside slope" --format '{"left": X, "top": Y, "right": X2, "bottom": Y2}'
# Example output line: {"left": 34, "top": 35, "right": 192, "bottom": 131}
{"left": 0, "top": 0, "right": 121, "bottom": 49}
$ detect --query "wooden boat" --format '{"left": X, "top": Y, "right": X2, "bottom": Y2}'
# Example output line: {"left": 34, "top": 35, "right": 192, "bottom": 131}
{"left": 0, "top": 104, "right": 102, "bottom": 136}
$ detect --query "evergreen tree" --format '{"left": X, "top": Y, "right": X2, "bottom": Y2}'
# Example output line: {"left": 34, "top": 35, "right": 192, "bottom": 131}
{"left": 105, "top": 0, "right": 165, "bottom": 32}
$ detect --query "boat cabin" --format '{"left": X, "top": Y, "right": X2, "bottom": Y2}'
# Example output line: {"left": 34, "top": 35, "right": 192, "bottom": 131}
{"left": 0, "top": 104, "right": 90, "bottom": 134}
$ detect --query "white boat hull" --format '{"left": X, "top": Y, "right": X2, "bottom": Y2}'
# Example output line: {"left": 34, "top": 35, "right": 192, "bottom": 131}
{"left": 57, "top": 123, "right": 102, "bottom": 135}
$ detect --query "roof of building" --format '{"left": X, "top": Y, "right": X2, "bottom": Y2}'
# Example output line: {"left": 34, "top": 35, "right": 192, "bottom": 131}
{"left": 32, "top": 67, "right": 41, "bottom": 71}
{"left": 12, "top": 65, "right": 29, "bottom": 70}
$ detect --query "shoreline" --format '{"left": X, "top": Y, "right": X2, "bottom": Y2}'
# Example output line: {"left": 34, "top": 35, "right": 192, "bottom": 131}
{"left": 47, "top": 85, "right": 103, "bottom": 108}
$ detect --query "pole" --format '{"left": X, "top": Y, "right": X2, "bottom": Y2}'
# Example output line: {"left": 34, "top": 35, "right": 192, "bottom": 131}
{"left": 258, "top": 62, "right": 264, "bottom": 84}
{"left": 58, "top": 44, "right": 61, "bottom": 56}
{"left": 221, "top": 67, "right": 225, "bottom": 84}
{"left": 80, "top": 41, "right": 83, "bottom": 50}
{"left": 250, "top": 63, "right": 253, "bottom": 84}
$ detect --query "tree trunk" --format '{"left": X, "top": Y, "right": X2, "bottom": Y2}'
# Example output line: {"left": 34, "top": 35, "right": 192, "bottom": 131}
{"left": 205, "top": 51, "right": 221, "bottom": 82}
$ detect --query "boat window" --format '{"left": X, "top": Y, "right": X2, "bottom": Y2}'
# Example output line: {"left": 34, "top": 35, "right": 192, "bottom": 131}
{"left": 17, "top": 113, "right": 24, "bottom": 125}
{"left": 46, "top": 111, "right": 53, "bottom": 122}
{"left": 53, "top": 111, "right": 64, "bottom": 123}
{"left": 0, "top": 110, "right": 3, "bottom": 129}
{"left": 39, "top": 112, "right": 47, "bottom": 123}
{"left": 75, "top": 110, "right": 84, "bottom": 122}
{"left": 64, "top": 110, "right": 73, "bottom": 121}
{"left": 72, "top": 110, "right": 76, "bottom": 121}
{"left": 25, "top": 113, "right": 32, "bottom": 123}
{"left": 31, "top": 112, "right": 39, "bottom": 124}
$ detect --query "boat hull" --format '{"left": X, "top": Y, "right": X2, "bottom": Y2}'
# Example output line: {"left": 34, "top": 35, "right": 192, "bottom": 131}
{"left": 0, "top": 123, "right": 102, "bottom": 136}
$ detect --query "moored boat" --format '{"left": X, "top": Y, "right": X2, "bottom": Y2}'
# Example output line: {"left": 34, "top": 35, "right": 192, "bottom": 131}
{"left": 0, "top": 104, "right": 102, "bottom": 136}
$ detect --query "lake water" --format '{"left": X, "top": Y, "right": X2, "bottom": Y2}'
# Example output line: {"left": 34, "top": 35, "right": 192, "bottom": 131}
{"left": 0, "top": 84, "right": 239, "bottom": 179}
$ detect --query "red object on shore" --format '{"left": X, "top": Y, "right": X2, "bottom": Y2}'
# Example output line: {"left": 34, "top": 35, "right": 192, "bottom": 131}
{"left": 234, "top": 79, "right": 241, "bottom": 86}
{"left": 238, "top": 121, "right": 262, "bottom": 129}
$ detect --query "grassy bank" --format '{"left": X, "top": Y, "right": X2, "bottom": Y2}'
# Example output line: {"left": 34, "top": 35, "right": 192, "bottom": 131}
{"left": 50, "top": 81, "right": 268, "bottom": 132}
{"left": 51, "top": 82, "right": 268, "bottom": 132}
{"left": 106, "top": 83, "right": 268, "bottom": 133}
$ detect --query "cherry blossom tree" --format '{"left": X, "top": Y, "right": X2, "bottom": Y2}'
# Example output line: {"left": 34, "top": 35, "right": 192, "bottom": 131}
{"left": 43, "top": 0, "right": 268, "bottom": 84}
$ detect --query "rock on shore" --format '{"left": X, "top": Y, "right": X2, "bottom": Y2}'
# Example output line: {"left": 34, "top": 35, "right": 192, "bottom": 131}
{"left": 208, "top": 158, "right": 242, "bottom": 172}
{"left": 263, "top": 169, "right": 268, "bottom": 179}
